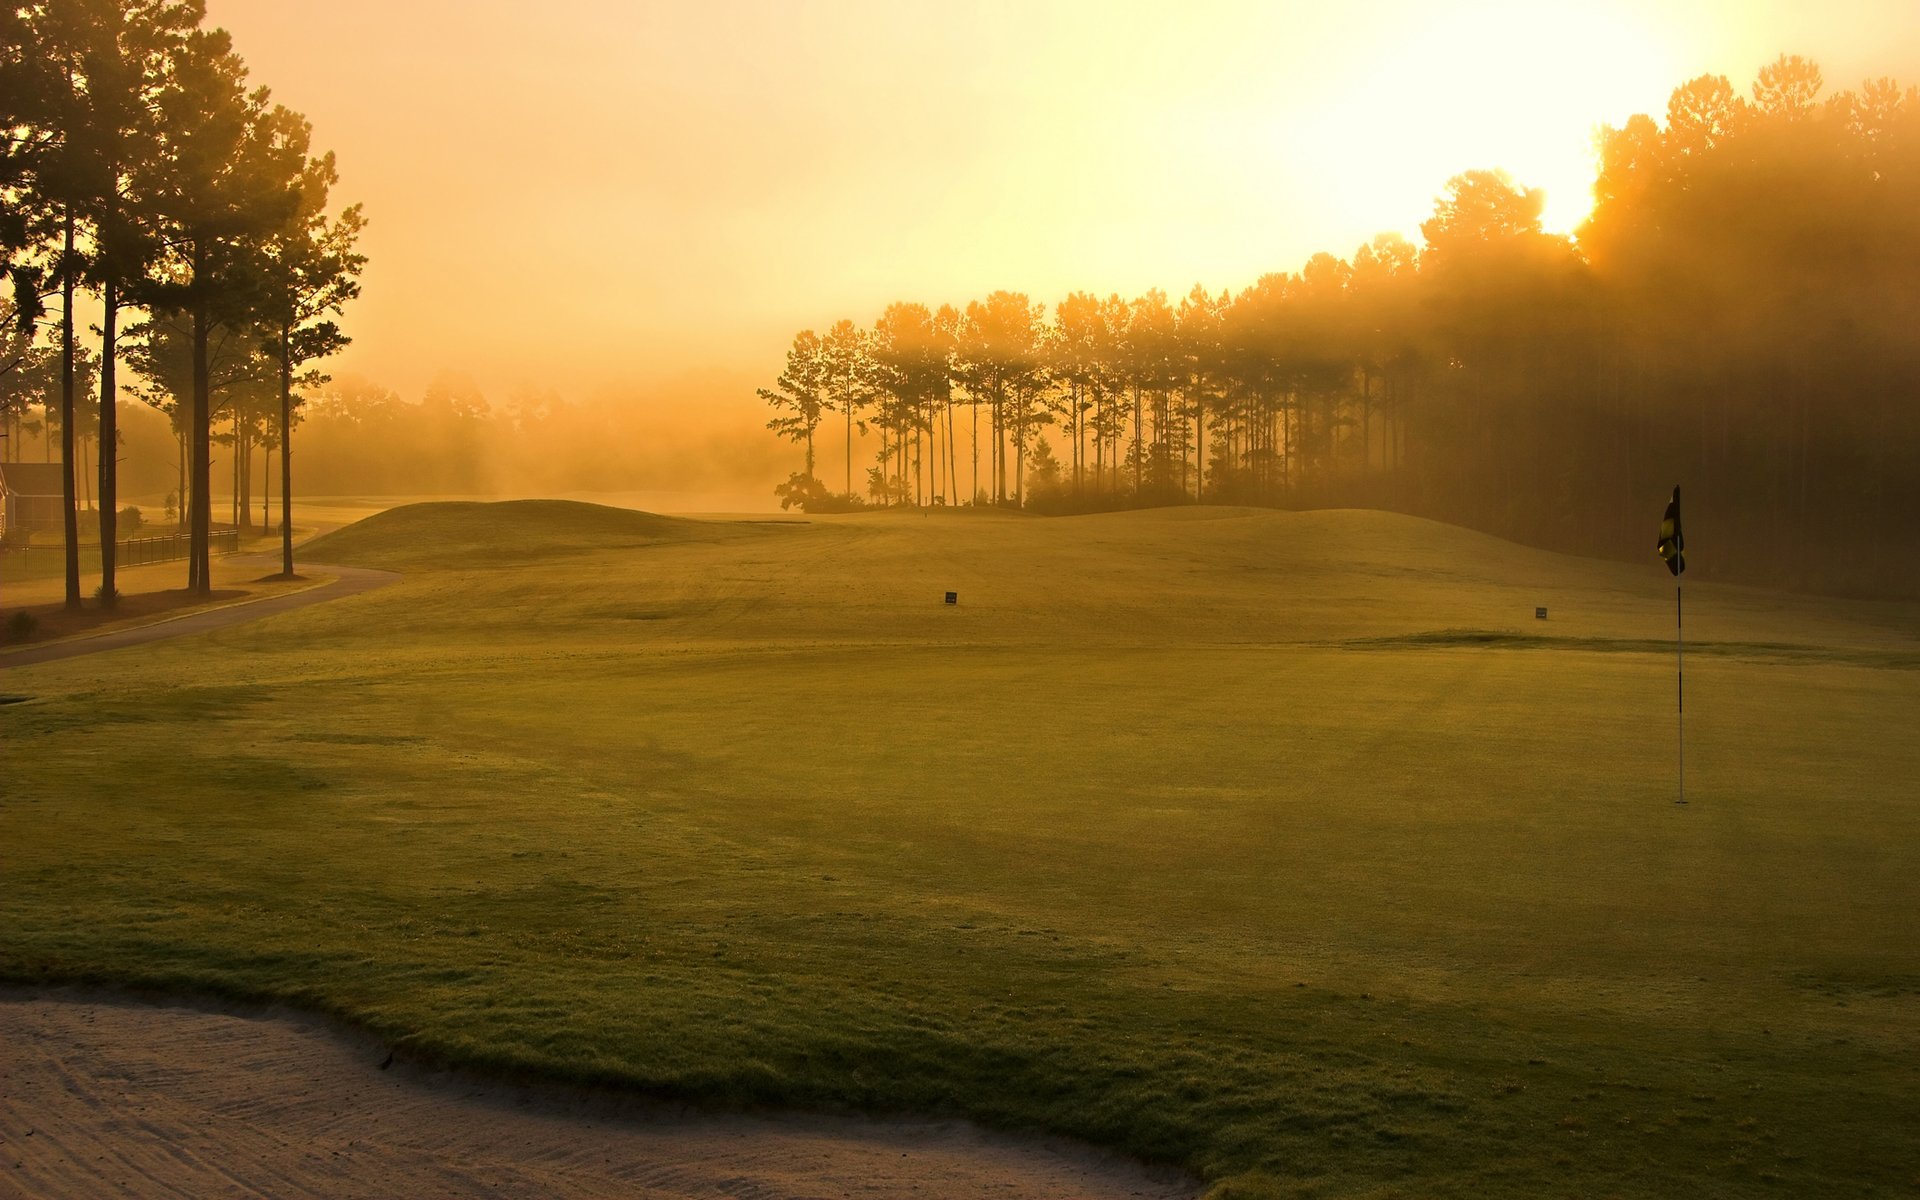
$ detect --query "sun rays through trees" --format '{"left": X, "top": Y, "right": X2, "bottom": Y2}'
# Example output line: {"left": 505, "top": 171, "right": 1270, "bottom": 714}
{"left": 760, "top": 56, "right": 1920, "bottom": 597}
{"left": 1, "top": 1, "right": 364, "bottom": 600}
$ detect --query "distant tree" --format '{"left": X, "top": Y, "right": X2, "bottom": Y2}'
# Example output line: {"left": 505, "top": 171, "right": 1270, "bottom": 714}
{"left": 1091, "top": 293, "right": 1130, "bottom": 496}
{"left": 1047, "top": 291, "right": 1104, "bottom": 498}
{"left": 817, "top": 319, "right": 872, "bottom": 500}
{"left": 1024, "top": 432, "right": 1063, "bottom": 501}
{"left": 125, "top": 311, "right": 275, "bottom": 531}
{"left": 1751, "top": 54, "right": 1822, "bottom": 121}
{"left": 871, "top": 302, "right": 948, "bottom": 506}
{"left": 418, "top": 372, "right": 490, "bottom": 491}
{"left": 763, "top": 55, "right": 1920, "bottom": 594}
{"left": 931, "top": 304, "right": 961, "bottom": 505}
{"left": 1174, "top": 285, "right": 1226, "bottom": 499}
{"left": 0, "top": 337, "right": 57, "bottom": 460}
{"left": 1420, "top": 168, "right": 1547, "bottom": 252}
{"left": 955, "top": 291, "right": 1044, "bottom": 505}
{"left": 759, "top": 329, "right": 826, "bottom": 484}
{"left": 1664, "top": 73, "right": 1742, "bottom": 156}
{"left": 772, "top": 470, "right": 832, "bottom": 512}
{"left": 1123, "top": 289, "right": 1180, "bottom": 498}
{"left": 35, "top": 344, "right": 98, "bottom": 472}
{"left": 1348, "top": 232, "right": 1419, "bottom": 473}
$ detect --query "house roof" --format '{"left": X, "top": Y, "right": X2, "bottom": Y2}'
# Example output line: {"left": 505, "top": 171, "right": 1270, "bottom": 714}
{"left": 0, "top": 462, "right": 66, "bottom": 497}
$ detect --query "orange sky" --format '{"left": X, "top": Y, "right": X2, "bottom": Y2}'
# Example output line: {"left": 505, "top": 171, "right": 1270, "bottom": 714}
{"left": 204, "top": 0, "right": 1920, "bottom": 412}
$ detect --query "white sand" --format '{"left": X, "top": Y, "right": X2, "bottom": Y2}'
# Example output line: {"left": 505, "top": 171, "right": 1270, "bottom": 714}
{"left": 0, "top": 992, "right": 1198, "bottom": 1199}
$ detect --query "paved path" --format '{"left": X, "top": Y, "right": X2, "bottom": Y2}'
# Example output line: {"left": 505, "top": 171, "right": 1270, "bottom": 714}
{"left": 0, "top": 557, "right": 398, "bottom": 669}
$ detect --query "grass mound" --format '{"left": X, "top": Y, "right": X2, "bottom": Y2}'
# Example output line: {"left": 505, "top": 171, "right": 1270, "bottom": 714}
{"left": 301, "top": 499, "right": 731, "bottom": 569}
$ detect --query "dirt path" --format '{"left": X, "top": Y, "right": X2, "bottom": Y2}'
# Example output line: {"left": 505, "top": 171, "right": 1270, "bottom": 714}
{"left": 0, "top": 558, "right": 397, "bottom": 669}
{"left": 0, "top": 992, "right": 1195, "bottom": 1200}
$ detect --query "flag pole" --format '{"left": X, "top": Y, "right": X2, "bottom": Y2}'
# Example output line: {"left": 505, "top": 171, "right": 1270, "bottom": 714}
{"left": 1657, "top": 484, "right": 1687, "bottom": 806}
{"left": 1676, "top": 580, "right": 1684, "bottom": 805}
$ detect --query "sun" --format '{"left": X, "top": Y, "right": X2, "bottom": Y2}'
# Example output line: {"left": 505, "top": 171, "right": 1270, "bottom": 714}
{"left": 1267, "top": 0, "right": 1682, "bottom": 246}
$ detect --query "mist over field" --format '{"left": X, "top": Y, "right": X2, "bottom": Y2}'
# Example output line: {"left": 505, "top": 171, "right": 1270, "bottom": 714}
{"left": 47, "top": 365, "right": 793, "bottom": 510}
{"left": 5, "top": 4, "right": 1920, "bottom": 1200}
{"left": 8, "top": 5, "right": 1919, "bottom": 593}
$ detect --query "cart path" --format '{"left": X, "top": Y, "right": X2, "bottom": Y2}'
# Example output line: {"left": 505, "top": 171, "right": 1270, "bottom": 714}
{"left": 0, "top": 992, "right": 1197, "bottom": 1200}
{"left": 0, "top": 558, "right": 398, "bottom": 669}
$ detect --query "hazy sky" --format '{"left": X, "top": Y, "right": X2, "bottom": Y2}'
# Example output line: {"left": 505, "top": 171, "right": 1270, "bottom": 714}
{"left": 205, "top": 0, "right": 1920, "bottom": 410}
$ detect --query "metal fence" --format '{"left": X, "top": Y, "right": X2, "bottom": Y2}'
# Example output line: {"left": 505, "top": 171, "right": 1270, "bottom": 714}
{"left": 0, "top": 525, "right": 240, "bottom": 569}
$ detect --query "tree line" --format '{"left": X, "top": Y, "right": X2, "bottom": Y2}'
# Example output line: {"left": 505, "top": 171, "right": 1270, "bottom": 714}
{"left": 760, "top": 56, "right": 1920, "bottom": 596}
{"left": 1, "top": 0, "right": 363, "bottom": 607}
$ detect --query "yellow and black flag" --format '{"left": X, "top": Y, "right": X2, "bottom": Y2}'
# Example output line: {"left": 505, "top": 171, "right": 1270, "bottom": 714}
{"left": 1657, "top": 485, "right": 1685, "bottom": 576}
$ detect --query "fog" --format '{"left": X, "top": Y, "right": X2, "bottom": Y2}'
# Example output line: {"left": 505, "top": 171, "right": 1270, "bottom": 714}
{"left": 194, "top": 1, "right": 1918, "bottom": 432}
{"left": 7, "top": 2, "right": 1919, "bottom": 530}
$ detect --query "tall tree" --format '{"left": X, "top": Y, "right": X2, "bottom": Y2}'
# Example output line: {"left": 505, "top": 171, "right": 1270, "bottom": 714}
{"left": 142, "top": 26, "right": 298, "bottom": 595}
{"left": 255, "top": 115, "right": 364, "bottom": 576}
{"left": 0, "top": 5, "right": 55, "bottom": 347}
{"left": 817, "top": 318, "right": 871, "bottom": 500}
{"left": 955, "top": 292, "right": 1043, "bottom": 506}
{"left": 126, "top": 308, "right": 274, "bottom": 528}
{"left": 759, "top": 329, "right": 826, "bottom": 480}
{"left": 12, "top": 1, "right": 98, "bottom": 606}
{"left": 1174, "top": 285, "right": 1226, "bottom": 499}
{"left": 871, "top": 302, "right": 946, "bottom": 507}
{"left": 77, "top": 0, "right": 202, "bottom": 604}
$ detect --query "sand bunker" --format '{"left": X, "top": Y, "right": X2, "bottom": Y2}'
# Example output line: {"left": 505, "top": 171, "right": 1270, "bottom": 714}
{"left": 1, "top": 991, "right": 1196, "bottom": 1199}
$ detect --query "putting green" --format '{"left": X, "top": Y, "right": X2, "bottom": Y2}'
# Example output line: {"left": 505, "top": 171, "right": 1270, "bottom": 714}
{"left": 5, "top": 500, "right": 1917, "bottom": 1198}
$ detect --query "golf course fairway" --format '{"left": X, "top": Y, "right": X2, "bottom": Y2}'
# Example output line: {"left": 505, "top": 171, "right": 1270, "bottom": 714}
{"left": 4, "top": 500, "right": 1917, "bottom": 1199}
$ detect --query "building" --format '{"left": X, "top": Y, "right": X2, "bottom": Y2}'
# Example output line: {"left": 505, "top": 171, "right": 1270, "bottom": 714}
{"left": 0, "top": 462, "right": 66, "bottom": 540}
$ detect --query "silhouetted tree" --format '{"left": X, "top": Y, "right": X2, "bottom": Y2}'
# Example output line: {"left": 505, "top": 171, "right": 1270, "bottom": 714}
{"left": 818, "top": 319, "right": 872, "bottom": 501}
{"left": 757, "top": 57, "right": 1920, "bottom": 595}
{"left": 139, "top": 27, "right": 302, "bottom": 592}
{"left": 759, "top": 328, "right": 826, "bottom": 482}
{"left": 256, "top": 121, "right": 363, "bottom": 575}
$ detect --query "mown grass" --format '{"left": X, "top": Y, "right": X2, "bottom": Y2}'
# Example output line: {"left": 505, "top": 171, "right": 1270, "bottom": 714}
{"left": 4, "top": 502, "right": 1918, "bottom": 1198}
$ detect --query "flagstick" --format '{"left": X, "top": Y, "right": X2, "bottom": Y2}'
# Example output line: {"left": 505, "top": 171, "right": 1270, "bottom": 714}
{"left": 1676, "top": 581, "right": 1685, "bottom": 805}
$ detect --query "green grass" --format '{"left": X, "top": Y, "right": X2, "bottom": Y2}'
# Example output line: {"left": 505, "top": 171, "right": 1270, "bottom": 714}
{"left": 4, "top": 501, "right": 1918, "bottom": 1198}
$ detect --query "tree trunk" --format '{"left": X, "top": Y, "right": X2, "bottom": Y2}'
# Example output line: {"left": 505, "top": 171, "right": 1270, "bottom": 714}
{"left": 1194, "top": 398, "right": 1205, "bottom": 501}
{"left": 191, "top": 303, "right": 212, "bottom": 597}
{"left": 99, "top": 280, "right": 119, "bottom": 605}
{"left": 1014, "top": 394, "right": 1025, "bottom": 508}
{"left": 946, "top": 397, "right": 957, "bottom": 504}
{"left": 970, "top": 400, "right": 978, "bottom": 505}
{"left": 281, "top": 324, "right": 294, "bottom": 575}
{"left": 60, "top": 210, "right": 81, "bottom": 610}
{"left": 1131, "top": 387, "right": 1142, "bottom": 498}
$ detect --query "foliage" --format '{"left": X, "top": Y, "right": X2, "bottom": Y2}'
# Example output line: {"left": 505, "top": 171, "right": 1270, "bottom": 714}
{"left": 3, "top": 609, "right": 37, "bottom": 641}
{"left": 758, "top": 330, "right": 827, "bottom": 477}
{"left": 771, "top": 470, "right": 864, "bottom": 513}
{"left": 0, "top": 1, "right": 362, "bottom": 594}
{"left": 772, "top": 470, "right": 827, "bottom": 511}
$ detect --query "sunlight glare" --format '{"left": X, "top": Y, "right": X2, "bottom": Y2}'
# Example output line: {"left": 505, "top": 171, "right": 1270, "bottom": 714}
{"left": 1274, "top": 1, "right": 1683, "bottom": 243}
